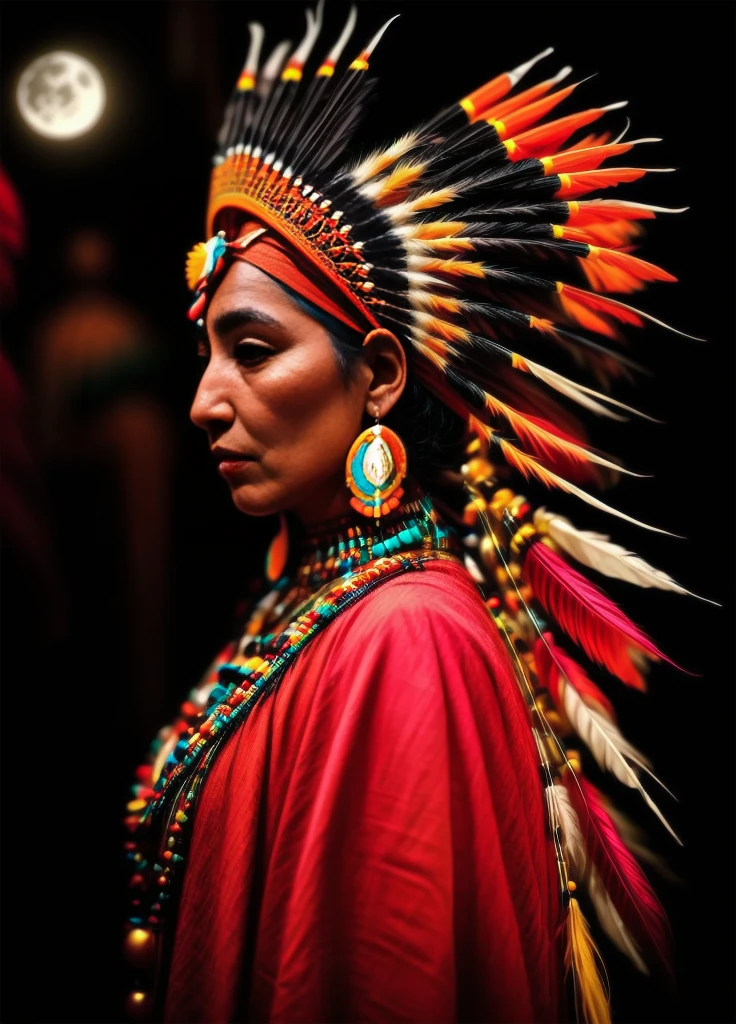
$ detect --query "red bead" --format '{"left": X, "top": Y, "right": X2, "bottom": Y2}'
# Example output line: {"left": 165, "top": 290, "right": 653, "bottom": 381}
{"left": 129, "top": 873, "right": 144, "bottom": 888}
{"left": 170, "top": 823, "right": 182, "bottom": 833}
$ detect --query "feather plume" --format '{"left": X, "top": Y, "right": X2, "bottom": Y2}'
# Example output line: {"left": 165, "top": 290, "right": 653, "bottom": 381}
{"left": 533, "top": 508, "right": 718, "bottom": 604}
{"left": 554, "top": 782, "right": 648, "bottom": 973}
{"left": 524, "top": 540, "right": 679, "bottom": 689}
{"left": 567, "top": 775, "right": 676, "bottom": 982}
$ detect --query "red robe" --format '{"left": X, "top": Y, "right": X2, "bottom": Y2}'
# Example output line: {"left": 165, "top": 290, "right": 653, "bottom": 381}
{"left": 164, "top": 559, "right": 565, "bottom": 1022}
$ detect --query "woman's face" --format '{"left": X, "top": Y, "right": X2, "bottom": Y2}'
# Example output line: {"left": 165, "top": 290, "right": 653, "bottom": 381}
{"left": 191, "top": 259, "right": 371, "bottom": 523}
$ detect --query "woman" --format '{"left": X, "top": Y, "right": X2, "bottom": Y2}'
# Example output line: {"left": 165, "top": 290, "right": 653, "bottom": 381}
{"left": 123, "top": 7, "right": 690, "bottom": 1021}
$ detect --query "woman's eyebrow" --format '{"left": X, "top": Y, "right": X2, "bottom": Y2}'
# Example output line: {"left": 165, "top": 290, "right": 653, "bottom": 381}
{"left": 210, "top": 306, "right": 281, "bottom": 339}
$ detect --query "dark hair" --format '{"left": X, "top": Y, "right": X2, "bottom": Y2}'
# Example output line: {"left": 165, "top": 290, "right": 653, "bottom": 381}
{"left": 276, "top": 277, "right": 468, "bottom": 490}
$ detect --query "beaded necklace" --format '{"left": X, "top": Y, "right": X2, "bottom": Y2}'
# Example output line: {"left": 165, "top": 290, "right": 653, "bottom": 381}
{"left": 122, "top": 496, "right": 459, "bottom": 1021}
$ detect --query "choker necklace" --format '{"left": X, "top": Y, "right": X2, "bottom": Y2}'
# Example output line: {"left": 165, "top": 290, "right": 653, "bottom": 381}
{"left": 122, "top": 494, "right": 460, "bottom": 1021}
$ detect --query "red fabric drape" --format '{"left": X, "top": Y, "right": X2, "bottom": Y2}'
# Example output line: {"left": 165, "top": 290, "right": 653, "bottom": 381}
{"left": 164, "top": 560, "right": 564, "bottom": 1022}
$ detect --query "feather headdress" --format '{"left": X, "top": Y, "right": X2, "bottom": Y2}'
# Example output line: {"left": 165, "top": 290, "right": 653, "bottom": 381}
{"left": 186, "top": 7, "right": 706, "bottom": 1020}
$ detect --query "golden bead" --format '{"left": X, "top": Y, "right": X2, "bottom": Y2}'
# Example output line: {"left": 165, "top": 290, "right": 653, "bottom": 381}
{"left": 510, "top": 522, "right": 537, "bottom": 556}
{"left": 124, "top": 990, "right": 154, "bottom": 1022}
{"left": 478, "top": 535, "right": 498, "bottom": 570}
{"left": 494, "top": 565, "right": 510, "bottom": 587}
{"left": 462, "top": 496, "right": 486, "bottom": 528}
{"left": 488, "top": 488, "right": 515, "bottom": 520}
{"left": 123, "top": 927, "right": 157, "bottom": 971}
{"left": 567, "top": 880, "right": 577, "bottom": 892}
{"left": 462, "top": 456, "right": 494, "bottom": 486}
{"left": 508, "top": 561, "right": 523, "bottom": 580}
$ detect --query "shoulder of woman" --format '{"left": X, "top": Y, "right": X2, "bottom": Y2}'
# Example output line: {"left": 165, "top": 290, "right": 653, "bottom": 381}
{"left": 310, "top": 557, "right": 509, "bottom": 678}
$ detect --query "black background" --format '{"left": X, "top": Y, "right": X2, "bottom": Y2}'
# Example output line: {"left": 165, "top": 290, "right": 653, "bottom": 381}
{"left": 1, "top": 2, "right": 734, "bottom": 1022}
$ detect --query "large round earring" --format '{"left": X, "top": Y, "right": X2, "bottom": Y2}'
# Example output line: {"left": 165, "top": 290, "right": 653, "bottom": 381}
{"left": 345, "top": 406, "right": 407, "bottom": 519}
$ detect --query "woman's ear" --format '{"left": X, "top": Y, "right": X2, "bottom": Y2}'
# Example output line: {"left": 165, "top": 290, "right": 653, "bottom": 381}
{"left": 361, "top": 328, "right": 407, "bottom": 419}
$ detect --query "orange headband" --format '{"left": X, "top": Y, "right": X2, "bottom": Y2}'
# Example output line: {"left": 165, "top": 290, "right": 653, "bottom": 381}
{"left": 230, "top": 219, "right": 371, "bottom": 335}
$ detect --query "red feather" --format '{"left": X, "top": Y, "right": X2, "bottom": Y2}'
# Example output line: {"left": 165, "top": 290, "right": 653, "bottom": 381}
{"left": 567, "top": 775, "right": 675, "bottom": 985}
{"left": 534, "top": 632, "right": 616, "bottom": 720}
{"left": 524, "top": 540, "right": 677, "bottom": 690}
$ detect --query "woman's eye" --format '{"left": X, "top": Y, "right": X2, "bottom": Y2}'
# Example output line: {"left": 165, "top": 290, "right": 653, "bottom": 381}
{"left": 234, "top": 341, "right": 273, "bottom": 366}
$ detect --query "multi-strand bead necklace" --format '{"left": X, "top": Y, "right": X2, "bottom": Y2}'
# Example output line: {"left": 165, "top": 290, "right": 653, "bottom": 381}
{"left": 122, "top": 496, "right": 459, "bottom": 1020}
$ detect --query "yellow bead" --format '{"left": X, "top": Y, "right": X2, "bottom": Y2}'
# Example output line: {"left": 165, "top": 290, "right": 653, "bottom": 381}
{"left": 125, "top": 989, "right": 154, "bottom": 1021}
{"left": 488, "top": 488, "right": 515, "bottom": 520}
{"left": 478, "top": 535, "right": 498, "bottom": 570}
{"left": 126, "top": 799, "right": 147, "bottom": 813}
{"left": 462, "top": 456, "right": 494, "bottom": 486}
{"left": 123, "top": 928, "right": 157, "bottom": 970}
{"left": 510, "top": 522, "right": 537, "bottom": 556}
{"left": 567, "top": 880, "right": 577, "bottom": 892}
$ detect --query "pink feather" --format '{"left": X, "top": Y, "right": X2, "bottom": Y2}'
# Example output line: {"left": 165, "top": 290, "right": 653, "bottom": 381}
{"left": 524, "top": 540, "right": 677, "bottom": 690}
{"left": 567, "top": 774, "right": 675, "bottom": 986}
{"left": 534, "top": 633, "right": 616, "bottom": 720}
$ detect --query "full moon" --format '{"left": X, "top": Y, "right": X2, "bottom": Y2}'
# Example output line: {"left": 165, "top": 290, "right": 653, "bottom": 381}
{"left": 16, "top": 51, "right": 106, "bottom": 140}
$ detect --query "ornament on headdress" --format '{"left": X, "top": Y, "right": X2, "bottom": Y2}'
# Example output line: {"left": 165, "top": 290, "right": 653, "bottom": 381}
{"left": 186, "top": 226, "right": 267, "bottom": 322}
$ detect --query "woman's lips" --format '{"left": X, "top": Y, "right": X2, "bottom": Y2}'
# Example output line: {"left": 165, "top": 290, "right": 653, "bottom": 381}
{"left": 217, "top": 458, "right": 256, "bottom": 479}
{"left": 213, "top": 450, "right": 258, "bottom": 479}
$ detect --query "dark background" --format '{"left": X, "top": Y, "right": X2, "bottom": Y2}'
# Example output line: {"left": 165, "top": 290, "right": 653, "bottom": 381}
{"left": 1, "top": 1, "right": 734, "bottom": 1022}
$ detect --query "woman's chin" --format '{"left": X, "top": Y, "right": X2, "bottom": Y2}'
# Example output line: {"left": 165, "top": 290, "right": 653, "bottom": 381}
{"left": 231, "top": 487, "right": 283, "bottom": 518}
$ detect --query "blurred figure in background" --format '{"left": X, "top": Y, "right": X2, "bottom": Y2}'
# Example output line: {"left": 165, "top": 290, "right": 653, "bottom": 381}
{"left": 32, "top": 226, "right": 173, "bottom": 745}
{"left": 0, "top": 164, "right": 62, "bottom": 658}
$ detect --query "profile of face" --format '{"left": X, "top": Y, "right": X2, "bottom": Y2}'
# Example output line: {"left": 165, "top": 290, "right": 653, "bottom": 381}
{"left": 190, "top": 259, "right": 406, "bottom": 524}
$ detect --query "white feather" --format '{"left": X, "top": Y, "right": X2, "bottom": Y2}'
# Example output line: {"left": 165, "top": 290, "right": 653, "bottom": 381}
{"left": 350, "top": 133, "right": 418, "bottom": 185}
{"left": 534, "top": 508, "right": 719, "bottom": 605}
{"left": 559, "top": 679, "right": 681, "bottom": 844}
{"left": 524, "top": 357, "right": 654, "bottom": 421}
{"left": 587, "top": 865, "right": 649, "bottom": 973}
{"left": 552, "top": 781, "right": 587, "bottom": 876}
{"left": 561, "top": 680, "right": 651, "bottom": 779}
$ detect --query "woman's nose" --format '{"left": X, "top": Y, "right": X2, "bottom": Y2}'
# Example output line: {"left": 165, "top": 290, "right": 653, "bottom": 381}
{"left": 190, "top": 361, "right": 236, "bottom": 432}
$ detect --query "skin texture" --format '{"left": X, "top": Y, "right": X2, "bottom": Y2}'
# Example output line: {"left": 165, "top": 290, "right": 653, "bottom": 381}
{"left": 191, "top": 259, "right": 407, "bottom": 524}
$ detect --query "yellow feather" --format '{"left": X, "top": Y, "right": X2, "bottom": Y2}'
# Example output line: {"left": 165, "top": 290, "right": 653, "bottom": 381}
{"left": 185, "top": 242, "right": 208, "bottom": 291}
{"left": 565, "top": 898, "right": 612, "bottom": 1024}
{"left": 376, "top": 162, "right": 425, "bottom": 200}
{"left": 407, "top": 187, "right": 458, "bottom": 211}
{"left": 410, "top": 237, "right": 475, "bottom": 253}
{"left": 413, "top": 220, "right": 468, "bottom": 239}
{"left": 411, "top": 256, "right": 486, "bottom": 278}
